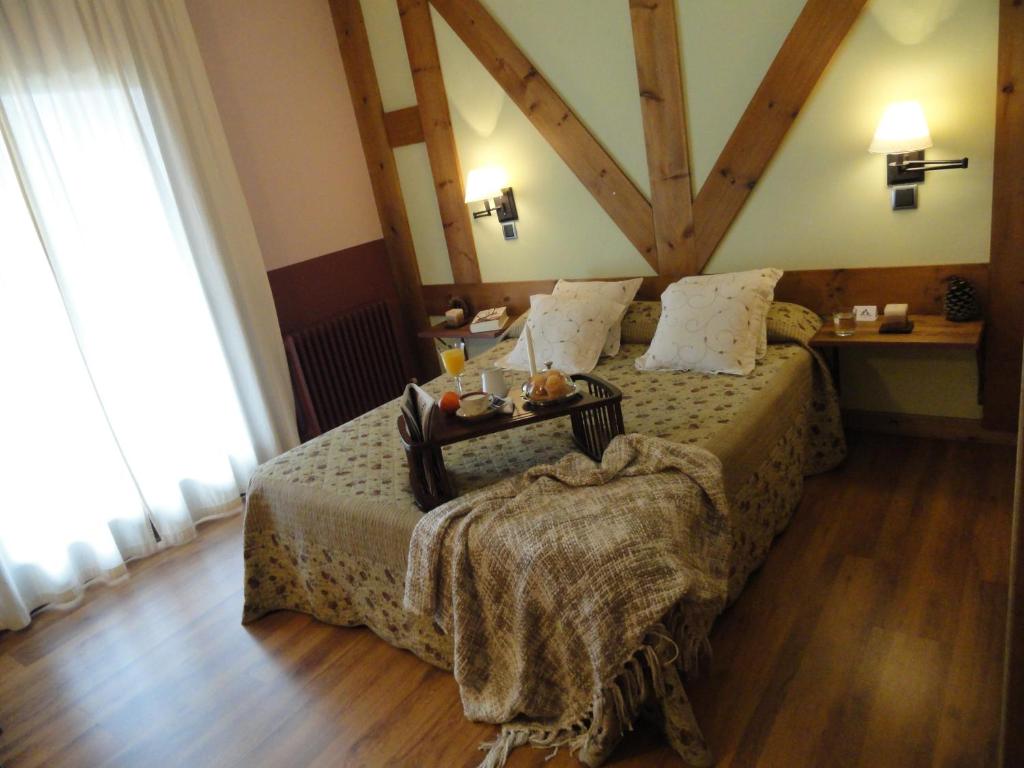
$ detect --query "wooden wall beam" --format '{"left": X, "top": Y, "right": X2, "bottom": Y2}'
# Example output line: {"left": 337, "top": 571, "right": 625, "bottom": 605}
{"left": 985, "top": 0, "right": 1024, "bottom": 433}
{"left": 692, "top": 0, "right": 867, "bottom": 271}
{"left": 397, "top": 0, "right": 481, "bottom": 283}
{"left": 1000, "top": 352, "right": 1024, "bottom": 768}
{"left": 384, "top": 106, "right": 425, "bottom": 147}
{"left": 629, "top": 0, "right": 695, "bottom": 278}
{"left": 328, "top": 0, "right": 438, "bottom": 378}
{"left": 421, "top": 262, "right": 989, "bottom": 317}
{"left": 428, "top": 0, "right": 658, "bottom": 269}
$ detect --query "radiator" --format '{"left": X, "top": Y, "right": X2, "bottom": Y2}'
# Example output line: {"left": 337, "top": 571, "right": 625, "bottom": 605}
{"left": 284, "top": 301, "right": 409, "bottom": 440}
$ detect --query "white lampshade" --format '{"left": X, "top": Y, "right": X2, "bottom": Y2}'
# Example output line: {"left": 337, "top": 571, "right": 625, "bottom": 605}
{"left": 869, "top": 101, "right": 933, "bottom": 154}
{"left": 464, "top": 166, "right": 509, "bottom": 203}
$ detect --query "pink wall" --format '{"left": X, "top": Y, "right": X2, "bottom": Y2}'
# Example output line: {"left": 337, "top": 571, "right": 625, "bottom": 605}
{"left": 186, "top": 0, "right": 382, "bottom": 271}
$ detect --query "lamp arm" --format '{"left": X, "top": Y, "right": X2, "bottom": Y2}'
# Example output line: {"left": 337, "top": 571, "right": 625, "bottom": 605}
{"left": 890, "top": 157, "right": 969, "bottom": 172}
{"left": 471, "top": 201, "right": 496, "bottom": 219}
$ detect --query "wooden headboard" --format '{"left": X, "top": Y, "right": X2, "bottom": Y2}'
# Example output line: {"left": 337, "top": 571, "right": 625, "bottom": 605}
{"left": 421, "top": 262, "right": 990, "bottom": 318}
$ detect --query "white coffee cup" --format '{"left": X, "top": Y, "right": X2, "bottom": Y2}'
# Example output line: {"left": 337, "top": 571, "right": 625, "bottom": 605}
{"left": 481, "top": 367, "right": 509, "bottom": 397}
{"left": 460, "top": 392, "right": 491, "bottom": 417}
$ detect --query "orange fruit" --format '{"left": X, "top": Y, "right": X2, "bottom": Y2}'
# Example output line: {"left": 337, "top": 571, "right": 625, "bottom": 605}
{"left": 439, "top": 391, "right": 460, "bottom": 414}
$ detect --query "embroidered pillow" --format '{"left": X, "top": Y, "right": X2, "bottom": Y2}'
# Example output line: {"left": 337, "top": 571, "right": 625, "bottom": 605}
{"left": 620, "top": 300, "right": 662, "bottom": 344}
{"left": 505, "top": 294, "right": 624, "bottom": 374}
{"left": 552, "top": 278, "right": 643, "bottom": 356}
{"left": 635, "top": 268, "right": 783, "bottom": 376}
{"left": 766, "top": 301, "right": 822, "bottom": 346}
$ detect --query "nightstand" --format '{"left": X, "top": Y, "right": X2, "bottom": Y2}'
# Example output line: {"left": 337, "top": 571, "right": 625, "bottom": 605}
{"left": 418, "top": 316, "right": 521, "bottom": 359}
{"left": 809, "top": 315, "right": 985, "bottom": 401}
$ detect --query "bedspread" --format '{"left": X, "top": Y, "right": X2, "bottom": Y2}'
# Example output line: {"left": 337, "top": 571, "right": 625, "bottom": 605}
{"left": 242, "top": 339, "right": 845, "bottom": 765}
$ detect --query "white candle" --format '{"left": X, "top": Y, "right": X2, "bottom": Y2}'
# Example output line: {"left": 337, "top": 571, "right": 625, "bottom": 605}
{"left": 525, "top": 324, "right": 537, "bottom": 377}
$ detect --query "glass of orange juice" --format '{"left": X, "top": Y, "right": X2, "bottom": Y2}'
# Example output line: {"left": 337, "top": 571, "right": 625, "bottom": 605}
{"left": 440, "top": 345, "right": 466, "bottom": 394}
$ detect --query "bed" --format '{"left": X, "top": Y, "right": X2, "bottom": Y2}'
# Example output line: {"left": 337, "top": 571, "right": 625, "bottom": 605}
{"left": 242, "top": 300, "right": 845, "bottom": 764}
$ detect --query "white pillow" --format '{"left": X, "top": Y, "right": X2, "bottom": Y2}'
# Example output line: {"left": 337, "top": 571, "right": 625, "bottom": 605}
{"left": 635, "top": 268, "right": 783, "bottom": 376}
{"left": 505, "top": 294, "right": 624, "bottom": 374}
{"left": 552, "top": 278, "right": 643, "bottom": 357}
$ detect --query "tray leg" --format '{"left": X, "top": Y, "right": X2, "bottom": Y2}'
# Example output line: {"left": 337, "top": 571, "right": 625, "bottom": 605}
{"left": 571, "top": 407, "right": 616, "bottom": 462}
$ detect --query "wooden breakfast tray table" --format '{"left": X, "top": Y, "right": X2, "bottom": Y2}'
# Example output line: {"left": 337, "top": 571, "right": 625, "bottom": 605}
{"left": 397, "top": 374, "right": 624, "bottom": 511}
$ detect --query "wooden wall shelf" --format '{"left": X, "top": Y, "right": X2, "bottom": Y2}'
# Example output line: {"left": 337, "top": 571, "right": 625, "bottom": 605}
{"left": 417, "top": 316, "right": 520, "bottom": 341}
{"left": 810, "top": 314, "right": 986, "bottom": 406}
{"left": 809, "top": 315, "right": 983, "bottom": 350}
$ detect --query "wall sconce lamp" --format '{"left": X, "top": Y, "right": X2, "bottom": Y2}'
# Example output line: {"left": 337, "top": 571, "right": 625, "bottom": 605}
{"left": 869, "top": 101, "right": 968, "bottom": 210}
{"left": 465, "top": 166, "right": 518, "bottom": 240}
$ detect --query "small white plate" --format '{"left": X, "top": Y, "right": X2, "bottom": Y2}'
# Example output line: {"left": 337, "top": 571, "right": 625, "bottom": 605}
{"left": 455, "top": 396, "right": 513, "bottom": 421}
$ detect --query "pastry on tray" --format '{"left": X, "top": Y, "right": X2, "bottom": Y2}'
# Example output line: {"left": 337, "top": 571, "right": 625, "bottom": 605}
{"left": 522, "top": 364, "right": 576, "bottom": 405}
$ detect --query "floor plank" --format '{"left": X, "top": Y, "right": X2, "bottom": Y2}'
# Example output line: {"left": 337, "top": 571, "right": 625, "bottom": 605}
{"left": 0, "top": 433, "right": 1012, "bottom": 767}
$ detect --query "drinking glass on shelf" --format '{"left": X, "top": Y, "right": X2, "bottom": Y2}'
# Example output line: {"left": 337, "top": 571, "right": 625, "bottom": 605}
{"left": 440, "top": 345, "right": 466, "bottom": 394}
{"left": 832, "top": 310, "right": 856, "bottom": 337}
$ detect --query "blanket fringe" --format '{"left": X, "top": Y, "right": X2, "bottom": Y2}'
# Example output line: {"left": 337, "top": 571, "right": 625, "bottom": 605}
{"left": 479, "top": 729, "right": 532, "bottom": 768}
{"left": 664, "top": 601, "right": 716, "bottom": 676}
{"left": 477, "top": 607, "right": 716, "bottom": 768}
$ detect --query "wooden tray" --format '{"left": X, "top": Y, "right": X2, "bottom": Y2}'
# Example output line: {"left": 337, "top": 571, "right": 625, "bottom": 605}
{"left": 398, "top": 374, "right": 625, "bottom": 511}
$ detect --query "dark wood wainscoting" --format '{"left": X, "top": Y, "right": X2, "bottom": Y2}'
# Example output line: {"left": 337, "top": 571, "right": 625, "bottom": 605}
{"left": 268, "top": 240, "right": 399, "bottom": 332}
{"left": 267, "top": 240, "right": 420, "bottom": 439}
{"left": 267, "top": 240, "right": 417, "bottom": 380}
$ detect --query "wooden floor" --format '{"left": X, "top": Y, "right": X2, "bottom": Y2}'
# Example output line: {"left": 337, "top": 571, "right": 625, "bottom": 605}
{"left": 0, "top": 433, "right": 1013, "bottom": 768}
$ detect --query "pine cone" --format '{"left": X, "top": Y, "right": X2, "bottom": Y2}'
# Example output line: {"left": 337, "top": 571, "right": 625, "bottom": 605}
{"left": 944, "top": 276, "right": 980, "bottom": 322}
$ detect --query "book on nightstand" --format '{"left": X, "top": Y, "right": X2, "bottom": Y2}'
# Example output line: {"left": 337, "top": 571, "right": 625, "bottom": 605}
{"left": 469, "top": 307, "right": 509, "bottom": 333}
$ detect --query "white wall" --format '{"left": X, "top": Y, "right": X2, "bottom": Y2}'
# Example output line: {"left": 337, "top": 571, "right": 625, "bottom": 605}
{"left": 187, "top": 0, "right": 382, "bottom": 271}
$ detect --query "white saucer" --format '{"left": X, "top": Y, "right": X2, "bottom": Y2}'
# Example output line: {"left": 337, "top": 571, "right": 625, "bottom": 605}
{"left": 455, "top": 396, "right": 513, "bottom": 421}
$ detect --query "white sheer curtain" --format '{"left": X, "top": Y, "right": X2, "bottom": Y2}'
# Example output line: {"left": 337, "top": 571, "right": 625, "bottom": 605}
{"left": 0, "top": 0, "right": 298, "bottom": 631}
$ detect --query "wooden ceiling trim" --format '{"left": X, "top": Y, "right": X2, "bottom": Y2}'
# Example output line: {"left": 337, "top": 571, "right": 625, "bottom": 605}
{"left": 629, "top": 0, "right": 695, "bottom": 278}
{"left": 984, "top": 0, "right": 1024, "bottom": 434}
{"left": 691, "top": 0, "right": 868, "bottom": 271}
{"left": 384, "top": 106, "right": 425, "bottom": 147}
{"left": 397, "top": 0, "right": 481, "bottom": 284}
{"left": 428, "top": 0, "right": 658, "bottom": 269}
{"left": 327, "top": 0, "right": 438, "bottom": 378}
{"left": 420, "top": 262, "right": 989, "bottom": 318}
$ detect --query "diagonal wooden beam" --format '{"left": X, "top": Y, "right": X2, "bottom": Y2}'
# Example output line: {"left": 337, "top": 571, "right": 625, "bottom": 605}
{"left": 984, "top": 0, "right": 1024, "bottom": 434}
{"left": 629, "top": 0, "right": 695, "bottom": 278}
{"left": 428, "top": 0, "right": 658, "bottom": 269}
{"left": 328, "top": 0, "right": 439, "bottom": 378}
{"left": 397, "top": 0, "right": 481, "bottom": 284}
{"left": 692, "top": 0, "right": 868, "bottom": 271}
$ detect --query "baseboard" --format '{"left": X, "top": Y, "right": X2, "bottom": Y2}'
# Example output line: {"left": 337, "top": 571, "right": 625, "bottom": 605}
{"left": 842, "top": 409, "right": 1015, "bottom": 445}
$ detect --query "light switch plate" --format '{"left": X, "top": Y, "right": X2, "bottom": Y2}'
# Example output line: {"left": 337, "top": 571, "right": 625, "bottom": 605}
{"left": 891, "top": 184, "right": 918, "bottom": 210}
{"left": 853, "top": 305, "right": 878, "bottom": 322}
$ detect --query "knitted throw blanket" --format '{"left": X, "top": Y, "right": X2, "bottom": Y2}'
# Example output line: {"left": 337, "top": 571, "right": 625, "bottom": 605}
{"left": 404, "top": 434, "right": 731, "bottom": 767}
